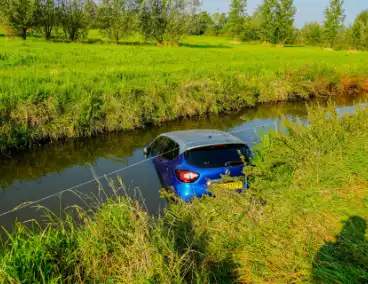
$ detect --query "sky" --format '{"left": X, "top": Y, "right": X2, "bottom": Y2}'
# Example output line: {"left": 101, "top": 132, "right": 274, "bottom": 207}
{"left": 202, "top": 0, "right": 368, "bottom": 28}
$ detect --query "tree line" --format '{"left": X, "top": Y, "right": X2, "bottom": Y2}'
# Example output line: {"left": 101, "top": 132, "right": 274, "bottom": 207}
{"left": 0, "top": 0, "right": 201, "bottom": 43}
{"left": 0, "top": 0, "right": 367, "bottom": 50}
{"left": 191, "top": 0, "right": 367, "bottom": 50}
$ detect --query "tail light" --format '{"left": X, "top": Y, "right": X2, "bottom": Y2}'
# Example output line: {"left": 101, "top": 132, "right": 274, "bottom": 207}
{"left": 176, "top": 170, "right": 200, "bottom": 183}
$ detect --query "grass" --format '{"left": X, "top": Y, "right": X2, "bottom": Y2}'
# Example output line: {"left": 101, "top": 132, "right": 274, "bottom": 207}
{"left": 0, "top": 104, "right": 367, "bottom": 283}
{"left": 1, "top": 33, "right": 368, "bottom": 153}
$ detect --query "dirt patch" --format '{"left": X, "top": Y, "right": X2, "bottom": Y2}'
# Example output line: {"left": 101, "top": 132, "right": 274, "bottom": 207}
{"left": 339, "top": 182, "right": 368, "bottom": 199}
{"left": 362, "top": 80, "right": 368, "bottom": 91}
{"left": 340, "top": 76, "right": 368, "bottom": 94}
{"left": 347, "top": 49, "right": 359, "bottom": 54}
{"left": 230, "top": 40, "right": 241, "bottom": 45}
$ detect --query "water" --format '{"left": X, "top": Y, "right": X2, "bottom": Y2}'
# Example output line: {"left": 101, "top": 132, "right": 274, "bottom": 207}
{"left": 0, "top": 95, "right": 366, "bottom": 231}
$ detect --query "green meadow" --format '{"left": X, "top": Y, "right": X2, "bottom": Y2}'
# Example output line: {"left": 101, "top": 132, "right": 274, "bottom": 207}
{"left": 1, "top": 34, "right": 368, "bottom": 152}
{"left": 0, "top": 105, "right": 367, "bottom": 283}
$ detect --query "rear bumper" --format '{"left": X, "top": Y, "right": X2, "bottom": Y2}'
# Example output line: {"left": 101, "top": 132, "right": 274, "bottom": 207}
{"left": 174, "top": 178, "right": 248, "bottom": 202}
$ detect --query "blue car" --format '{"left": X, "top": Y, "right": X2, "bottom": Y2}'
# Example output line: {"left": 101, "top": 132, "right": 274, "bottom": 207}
{"left": 144, "top": 130, "right": 251, "bottom": 201}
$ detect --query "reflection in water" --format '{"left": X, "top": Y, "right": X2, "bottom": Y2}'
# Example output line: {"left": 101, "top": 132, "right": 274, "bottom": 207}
{"left": 0, "top": 95, "right": 366, "bottom": 231}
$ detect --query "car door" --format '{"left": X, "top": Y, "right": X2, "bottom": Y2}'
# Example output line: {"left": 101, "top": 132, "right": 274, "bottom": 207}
{"left": 159, "top": 138, "right": 180, "bottom": 187}
{"left": 150, "top": 137, "right": 167, "bottom": 177}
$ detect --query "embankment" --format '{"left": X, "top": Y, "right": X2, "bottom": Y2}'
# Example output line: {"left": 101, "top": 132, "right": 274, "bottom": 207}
{"left": 0, "top": 104, "right": 367, "bottom": 283}
{"left": 1, "top": 38, "right": 368, "bottom": 153}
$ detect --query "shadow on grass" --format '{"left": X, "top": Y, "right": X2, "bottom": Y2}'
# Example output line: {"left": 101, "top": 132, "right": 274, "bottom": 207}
{"left": 82, "top": 38, "right": 105, "bottom": 44}
{"left": 284, "top": 45, "right": 305, "bottom": 48}
{"left": 116, "top": 41, "right": 154, "bottom": 47}
{"left": 30, "top": 34, "right": 43, "bottom": 39}
{"left": 179, "top": 43, "right": 232, "bottom": 49}
{"left": 311, "top": 216, "right": 368, "bottom": 283}
{"left": 81, "top": 39, "right": 153, "bottom": 46}
{"left": 50, "top": 38, "right": 106, "bottom": 44}
{"left": 80, "top": 39, "right": 154, "bottom": 46}
{"left": 86, "top": 41, "right": 227, "bottom": 48}
{"left": 51, "top": 38, "right": 73, "bottom": 43}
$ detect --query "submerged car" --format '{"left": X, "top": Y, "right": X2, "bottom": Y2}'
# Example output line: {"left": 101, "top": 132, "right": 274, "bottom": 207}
{"left": 144, "top": 130, "right": 251, "bottom": 201}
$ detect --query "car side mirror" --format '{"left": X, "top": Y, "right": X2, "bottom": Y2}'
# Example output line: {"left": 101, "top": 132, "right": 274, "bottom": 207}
{"left": 143, "top": 146, "right": 150, "bottom": 158}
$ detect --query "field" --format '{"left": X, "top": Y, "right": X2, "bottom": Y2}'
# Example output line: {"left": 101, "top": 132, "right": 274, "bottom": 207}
{"left": 0, "top": 104, "right": 367, "bottom": 283}
{"left": 1, "top": 34, "right": 368, "bottom": 152}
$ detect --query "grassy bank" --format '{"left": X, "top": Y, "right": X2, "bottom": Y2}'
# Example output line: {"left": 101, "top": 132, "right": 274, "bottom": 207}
{"left": 0, "top": 99, "right": 319, "bottom": 189}
{"left": 0, "top": 105, "right": 367, "bottom": 283}
{"left": 1, "top": 35, "right": 368, "bottom": 152}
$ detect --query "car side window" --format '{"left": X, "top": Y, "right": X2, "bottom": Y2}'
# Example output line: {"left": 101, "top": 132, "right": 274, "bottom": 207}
{"left": 150, "top": 137, "right": 165, "bottom": 157}
{"left": 161, "top": 138, "right": 179, "bottom": 160}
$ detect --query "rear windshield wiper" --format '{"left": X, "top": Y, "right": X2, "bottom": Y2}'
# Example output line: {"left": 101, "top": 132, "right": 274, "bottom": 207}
{"left": 224, "top": 161, "right": 243, "bottom": 167}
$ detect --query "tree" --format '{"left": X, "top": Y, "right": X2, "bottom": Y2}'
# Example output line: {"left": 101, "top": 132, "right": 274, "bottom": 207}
{"left": 335, "top": 25, "right": 352, "bottom": 49}
{"left": 163, "top": 1, "right": 188, "bottom": 44}
{"left": 188, "top": 9, "right": 213, "bottom": 35}
{"left": 187, "top": 12, "right": 199, "bottom": 34}
{"left": 212, "top": 12, "right": 226, "bottom": 36}
{"left": 139, "top": 0, "right": 198, "bottom": 45}
{"left": 139, "top": 0, "right": 170, "bottom": 44}
{"left": 33, "top": 0, "right": 58, "bottom": 39}
{"left": 351, "top": 10, "right": 368, "bottom": 50}
{"left": 226, "top": 0, "right": 247, "bottom": 38}
{"left": 301, "top": 21, "right": 323, "bottom": 45}
{"left": 85, "top": 0, "right": 98, "bottom": 28}
{"left": 167, "top": 0, "right": 201, "bottom": 44}
{"left": 242, "top": 7, "right": 262, "bottom": 41}
{"left": 1, "top": 0, "right": 36, "bottom": 39}
{"left": 275, "top": 0, "right": 296, "bottom": 44}
{"left": 0, "top": 0, "right": 6, "bottom": 22}
{"left": 324, "top": 0, "right": 345, "bottom": 47}
{"left": 59, "top": 0, "right": 90, "bottom": 41}
{"left": 198, "top": 11, "right": 214, "bottom": 35}
{"left": 354, "top": 9, "right": 368, "bottom": 26}
{"left": 260, "top": 0, "right": 296, "bottom": 44}
{"left": 260, "top": 0, "right": 278, "bottom": 43}
{"left": 98, "top": 0, "right": 138, "bottom": 44}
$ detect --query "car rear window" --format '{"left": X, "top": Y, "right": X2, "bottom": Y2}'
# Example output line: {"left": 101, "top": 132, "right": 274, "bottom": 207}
{"left": 184, "top": 144, "right": 251, "bottom": 168}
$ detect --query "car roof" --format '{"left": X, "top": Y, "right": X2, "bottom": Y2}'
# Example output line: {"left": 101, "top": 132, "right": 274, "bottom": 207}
{"left": 159, "top": 129, "right": 245, "bottom": 154}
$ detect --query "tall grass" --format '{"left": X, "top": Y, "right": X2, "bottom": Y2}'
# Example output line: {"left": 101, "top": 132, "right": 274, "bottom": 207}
{"left": 0, "top": 36, "right": 368, "bottom": 152}
{"left": 0, "top": 104, "right": 367, "bottom": 283}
